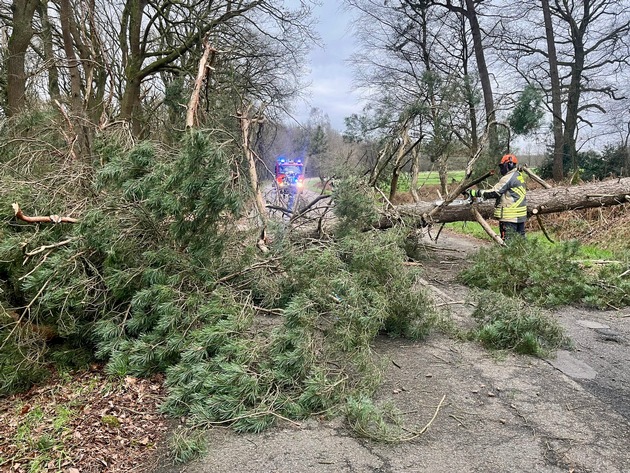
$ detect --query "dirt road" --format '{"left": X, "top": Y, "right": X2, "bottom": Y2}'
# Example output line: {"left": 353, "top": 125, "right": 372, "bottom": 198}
{"left": 156, "top": 231, "right": 630, "bottom": 473}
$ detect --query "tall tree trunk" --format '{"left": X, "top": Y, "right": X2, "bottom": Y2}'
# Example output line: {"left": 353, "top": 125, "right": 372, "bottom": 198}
{"left": 39, "top": 0, "right": 60, "bottom": 102}
{"left": 563, "top": 45, "right": 584, "bottom": 175}
{"left": 410, "top": 147, "right": 421, "bottom": 202}
{"left": 438, "top": 154, "right": 449, "bottom": 196}
{"left": 59, "top": 0, "right": 91, "bottom": 159}
{"left": 120, "top": 0, "right": 148, "bottom": 135}
{"left": 561, "top": 2, "right": 588, "bottom": 176}
{"left": 541, "top": 0, "right": 564, "bottom": 181}
{"left": 6, "top": 0, "right": 39, "bottom": 116}
{"left": 69, "top": 0, "right": 106, "bottom": 124}
{"left": 464, "top": 0, "right": 498, "bottom": 156}
{"left": 389, "top": 125, "right": 410, "bottom": 201}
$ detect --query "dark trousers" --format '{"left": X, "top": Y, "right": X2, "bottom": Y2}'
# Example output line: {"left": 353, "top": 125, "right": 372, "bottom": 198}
{"left": 499, "top": 221, "right": 526, "bottom": 240}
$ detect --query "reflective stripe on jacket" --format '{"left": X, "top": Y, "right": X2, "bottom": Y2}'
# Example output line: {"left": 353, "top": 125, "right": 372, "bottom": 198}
{"left": 487, "top": 170, "right": 527, "bottom": 223}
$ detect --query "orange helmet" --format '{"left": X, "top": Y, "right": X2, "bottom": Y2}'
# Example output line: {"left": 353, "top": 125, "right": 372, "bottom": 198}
{"left": 500, "top": 154, "right": 518, "bottom": 165}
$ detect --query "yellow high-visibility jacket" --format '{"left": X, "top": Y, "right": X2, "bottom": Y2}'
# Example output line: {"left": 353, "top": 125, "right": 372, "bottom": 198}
{"left": 481, "top": 169, "right": 527, "bottom": 223}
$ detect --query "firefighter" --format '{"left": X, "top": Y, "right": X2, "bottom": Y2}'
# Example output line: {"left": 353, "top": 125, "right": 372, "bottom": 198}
{"left": 470, "top": 154, "right": 527, "bottom": 239}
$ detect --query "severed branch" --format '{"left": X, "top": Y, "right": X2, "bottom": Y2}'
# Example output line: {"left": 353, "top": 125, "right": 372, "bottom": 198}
{"left": 237, "top": 104, "right": 269, "bottom": 252}
{"left": 535, "top": 214, "right": 555, "bottom": 243}
{"left": 290, "top": 194, "right": 332, "bottom": 223}
{"left": 521, "top": 166, "right": 554, "bottom": 243}
{"left": 471, "top": 207, "right": 505, "bottom": 246}
{"left": 12, "top": 203, "right": 78, "bottom": 224}
{"left": 521, "top": 165, "right": 552, "bottom": 189}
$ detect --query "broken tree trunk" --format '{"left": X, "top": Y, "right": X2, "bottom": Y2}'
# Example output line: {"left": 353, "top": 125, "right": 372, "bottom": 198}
{"left": 375, "top": 177, "right": 630, "bottom": 229}
{"left": 186, "top": 38, "right": 217, "bottom": 128}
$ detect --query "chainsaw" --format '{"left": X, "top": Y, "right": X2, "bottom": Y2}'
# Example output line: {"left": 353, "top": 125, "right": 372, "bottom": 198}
{"left": 432, "top": 169, "right": 494, "bottom": 207}
{"left": 433, "top": 194, "right": 485, "bottom": 206}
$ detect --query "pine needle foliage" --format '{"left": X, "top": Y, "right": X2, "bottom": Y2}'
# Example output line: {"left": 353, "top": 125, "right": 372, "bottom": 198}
{"left": 345, "top": 395, "right": 405, "bottom": 442}
{"left": 168, "top": 427, "right": 208, "bottom": 464}
{"left": 1, "top": 120, "right": 443, "bottom": 451}
{"left": 584, "top": 258, "right": 630, "bottom": 309}
{"left": 459, "top": 238, "right": 589, "bottom": 307}
{"left": 468, "top": 290, "right": 570, "bottom": 357}
{"left": 459, "top": 237, "right": 630, "bottom": 309}
{"left": 332, "top": 176, "right": 379, "bottom": 235}
{"left": 0, "top": 314, "right": 50, "bottom": 395}
{"left": 162, "top": 229, "right": 442, "bottom": 434}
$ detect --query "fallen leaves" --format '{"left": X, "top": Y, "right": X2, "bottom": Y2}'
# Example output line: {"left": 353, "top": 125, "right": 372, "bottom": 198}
{"left": 0, "top": 367, "right": 169, "bottom": 472}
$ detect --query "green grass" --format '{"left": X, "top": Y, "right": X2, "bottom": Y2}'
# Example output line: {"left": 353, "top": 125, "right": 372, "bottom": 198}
{"left": 445, "top": 221, "right": 498, "bottom": 241}
{"left": 447, "top": 221, "right": 617, "bottom": 262}
{"left": 416, "top": 170, "right": 466, "bottom": 187}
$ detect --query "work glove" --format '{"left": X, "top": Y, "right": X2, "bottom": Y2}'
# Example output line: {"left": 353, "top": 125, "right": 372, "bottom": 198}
{"left": 469, "top": 189, "right": 484, "bottom": 199}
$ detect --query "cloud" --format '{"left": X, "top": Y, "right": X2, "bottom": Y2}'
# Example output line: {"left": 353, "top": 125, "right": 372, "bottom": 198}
{"left": 290, "top": 0, "right": 365, "bottom": 130}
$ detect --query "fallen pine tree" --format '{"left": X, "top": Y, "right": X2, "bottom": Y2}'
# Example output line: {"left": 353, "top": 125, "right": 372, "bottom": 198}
{"left": 376, "top": 176, "right": 630, "bottom": 229}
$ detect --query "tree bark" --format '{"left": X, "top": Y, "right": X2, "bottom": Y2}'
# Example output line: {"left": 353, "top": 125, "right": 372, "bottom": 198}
{"left": 39, "top": 0, "right": 60, "bottom": 102}
{"left": 119, "top": 0, "right": 148, "bottom": 135}
{"left": 541, "top": 0, "right": 564, "bottom": 181}
{"left": 6, "top": 0, "right": 39, "bottom": 116}
{"left": 186, "top": 40, "right": 216, "bottom": 128}
{"left": 59, "top": 0, "right": 91, "bottom": 159}
{"left": 464, "top": 0, "right": 498, "bottom": 155}
{"left": 238, "top": 105, "right": 268, "bottom": 250}
{"left": 375, "top": 178, "right": 630, "bottom": 229}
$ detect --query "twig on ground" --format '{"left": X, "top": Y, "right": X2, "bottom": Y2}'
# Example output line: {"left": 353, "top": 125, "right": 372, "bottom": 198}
{"left": 400, "top": 394, "right": 446, "bottom": 441}
{"left": 435, "top": 300, "right": 473, "bottom": 307}
{"left": 449, "top": 414, "right": 468, "bottom": 429}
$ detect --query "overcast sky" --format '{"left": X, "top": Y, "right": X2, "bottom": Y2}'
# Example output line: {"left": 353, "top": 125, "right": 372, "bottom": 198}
{"left": 291, "top": 1, "right": 365, "bottom": 131}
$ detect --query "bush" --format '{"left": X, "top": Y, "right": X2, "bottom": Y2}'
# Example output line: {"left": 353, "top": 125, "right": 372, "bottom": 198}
{"left": 538, "top": 144, "right": 629, "bottom": 181}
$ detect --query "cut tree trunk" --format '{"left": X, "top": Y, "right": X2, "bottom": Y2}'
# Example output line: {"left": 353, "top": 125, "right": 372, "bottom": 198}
{"left": 375, "top": 177, "right": 630, "bottom": 229}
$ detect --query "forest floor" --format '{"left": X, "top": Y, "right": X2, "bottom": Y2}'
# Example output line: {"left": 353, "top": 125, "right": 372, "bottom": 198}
{"left": 2, "top": 210, "right": 629, "bottom": 473}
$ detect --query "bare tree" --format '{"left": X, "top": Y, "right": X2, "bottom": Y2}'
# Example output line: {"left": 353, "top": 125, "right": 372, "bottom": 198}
{"left": 115, "top": 0, "right": 313, "bottom": 135}
{"left": 348, "top": 0, "right": 485, "bottom": 194}
{"left": 59, "top": 0, "right": 92, "bottom": 158}
{"left": 413, "top": 0, "right": 499, "bottom": 156}
{"left": 500, "top": 0, "right": 630, "bottom": 178}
